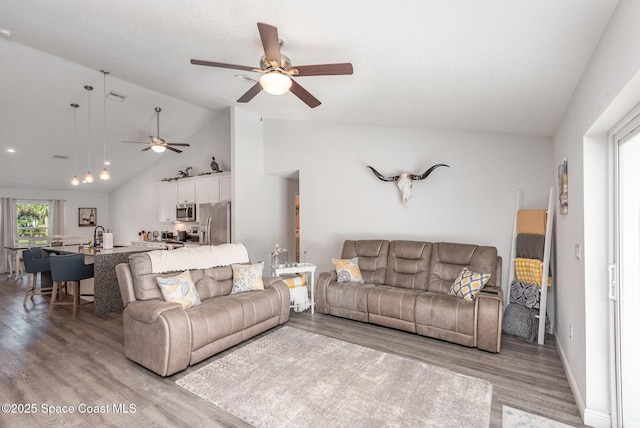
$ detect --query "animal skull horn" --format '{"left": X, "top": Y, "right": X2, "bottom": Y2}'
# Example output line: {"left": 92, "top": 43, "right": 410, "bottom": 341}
{"left": 367, "top": 164, "right": 449, "bottom": 207}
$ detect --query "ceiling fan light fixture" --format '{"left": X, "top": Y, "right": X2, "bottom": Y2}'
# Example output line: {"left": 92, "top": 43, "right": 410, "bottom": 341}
{"left": 71, "top": 175, "right": 80, "bottom": 186}
{"left": 151, "top": 144, "right": 166, "bottom": 153}
{"left": 84, "top": 171, "right": 94, "bottom": 183}
{"left": 259, "top": 72, "right": 292, "bottom": 95}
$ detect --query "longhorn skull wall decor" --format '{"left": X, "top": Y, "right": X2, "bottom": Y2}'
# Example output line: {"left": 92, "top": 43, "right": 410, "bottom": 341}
{"left": 367, "top": 164, "right": 449, "bottom": 207}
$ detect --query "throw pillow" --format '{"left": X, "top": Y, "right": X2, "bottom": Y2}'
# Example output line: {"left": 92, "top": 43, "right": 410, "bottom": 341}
{"left": 448, "top": 267, "right": 491, "bottom": 301}
{"left": 331, "top": 257, "right": 364, "bottom": 283}
{"left": 156, "top": 270, "right": 201, "bottom": 309}
{"left": 231, "top": 261, "right": 265, "bottom": 294}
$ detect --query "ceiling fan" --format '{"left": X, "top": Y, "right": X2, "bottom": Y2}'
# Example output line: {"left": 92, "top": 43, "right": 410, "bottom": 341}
{"left": 191, "top": 22, "right": 353, "bottom": 108}
{"left": 122, "top": 107, "right": 190, "bottom": 153}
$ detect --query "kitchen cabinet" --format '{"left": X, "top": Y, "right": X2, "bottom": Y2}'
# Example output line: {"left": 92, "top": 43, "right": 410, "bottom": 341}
{"left": 177, "top": 179, "right": 196, "bottom": 203}
{"left": 158, "top": 181, "right": 178, "bottom": 222}
{"left": 195, "top": 176, "right": 220, "bottom": 205}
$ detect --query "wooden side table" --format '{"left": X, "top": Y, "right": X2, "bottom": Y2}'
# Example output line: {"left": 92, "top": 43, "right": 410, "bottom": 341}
{"left": 271, "top": 263, "right": 316, "bottom": 314}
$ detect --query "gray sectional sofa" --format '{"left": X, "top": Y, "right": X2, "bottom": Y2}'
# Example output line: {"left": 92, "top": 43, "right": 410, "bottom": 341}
{"left": 316, "top": 240, "right": 503, "bottom": 352}
{"left": 115, "top": 250, "right": 290, "bottom": 376}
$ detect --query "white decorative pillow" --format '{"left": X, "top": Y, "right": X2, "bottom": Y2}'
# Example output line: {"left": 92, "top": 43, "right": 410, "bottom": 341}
{"left": 448, "top": 268, "right": 491, "bottom": 301}
{"left": 231, "top": 261, "right": 265, "bottom": 294}
{"left": 331, "top": 257, "right": 364, "bottom": 283}
{"left": 156, "top": 270, "right": 201, "bottom": 309}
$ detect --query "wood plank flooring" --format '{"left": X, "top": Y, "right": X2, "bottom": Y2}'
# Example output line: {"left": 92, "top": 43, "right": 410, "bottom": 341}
{"left": 0, "top": 274, "right": 584, "bottom": 427}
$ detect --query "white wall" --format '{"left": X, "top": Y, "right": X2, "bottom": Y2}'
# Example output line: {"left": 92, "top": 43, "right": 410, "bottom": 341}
{"left": 0, "top": 187, "right": 109, "bottom": 242}
{"left": 262, "top": 119, "right": 554, "bottom": 297}
{"left": 109, "top": 110, "right": 230, "bottom": 245}
{"left": 552, "top": 0, "right": 640, "bottom": 425}
{"left": 231, "top": 107, "right": 289, "bottom": 265}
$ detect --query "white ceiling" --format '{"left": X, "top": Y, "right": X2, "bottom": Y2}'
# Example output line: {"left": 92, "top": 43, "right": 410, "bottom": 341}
{"left": 0, "top": 0, "right": 619, "bottom": 192}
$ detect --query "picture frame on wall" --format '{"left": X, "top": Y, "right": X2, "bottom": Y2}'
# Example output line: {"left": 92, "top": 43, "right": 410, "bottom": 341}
{"left": 78, "top": 207, "right": 97, "bottom": 227}
{"left": 558, "top": 159, "right": 568, "bottom": 215}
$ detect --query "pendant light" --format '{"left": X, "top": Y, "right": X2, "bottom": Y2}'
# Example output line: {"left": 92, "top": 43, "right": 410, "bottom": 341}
{"left": 84, "top": 85, "right": 94, "bottom": 183}
{"left": 99, "top": 70, "right": 110, "bottom": 180}
{"left": 70, "top": 103, "right": 80, "bottom": 186}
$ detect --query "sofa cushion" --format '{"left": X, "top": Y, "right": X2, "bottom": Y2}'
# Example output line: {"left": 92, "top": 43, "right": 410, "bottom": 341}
{"left": 367, "top": 286, "right": 421, "bottom": 323}
{"left": 192, "top": 266, "right": 233, "bottom": 300}
{"left": 331, "top": 257, "right": 364, "bottom": 283}
{"left": 128, "top": 253, "right": 164, "bottom": 301}
{"left": 385, "top": 241, "right": 432, "bottom": 290}
{"left": 415, "top": 292, "right": 475, "bottom": 337}
{"left": 427, "top": 243, "right": 498, "bottom": 294}
{"left": 448, "top": 268, "right": 491, "bottom": 301}
{"left": 156, "top": 270, "right": 202, "bottom": 309}
{"left": 188, "top": 287, "right": 283, "bottom": 351}
{"left": 341, "top": 240, "right": 389, "bottom": 285}
{"left": 325, "top": 281, "right": 376, "bottom": 315}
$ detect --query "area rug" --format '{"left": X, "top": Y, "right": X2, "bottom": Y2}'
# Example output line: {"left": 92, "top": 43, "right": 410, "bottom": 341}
{"left": 176, "top": 326, "right": 492, "bottom": 427}
{"left": 502, "top": 405, "right": 574, "bottom": 427}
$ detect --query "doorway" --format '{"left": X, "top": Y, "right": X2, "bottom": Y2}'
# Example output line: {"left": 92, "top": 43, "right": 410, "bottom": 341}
{"left": 612, "top": 114, "right": 640, "bottom": 427}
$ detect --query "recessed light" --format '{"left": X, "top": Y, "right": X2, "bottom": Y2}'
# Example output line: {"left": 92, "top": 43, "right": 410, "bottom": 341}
{"left": 7, "top": 148, "right": 15, "bottom": 153}
{"left": 0, "top": 28, "right": 12, "bottom": 38}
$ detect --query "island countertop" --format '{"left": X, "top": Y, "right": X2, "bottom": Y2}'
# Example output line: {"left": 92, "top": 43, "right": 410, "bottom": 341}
{"left": 43, "top": 245, "right": 153, "bottom": 315}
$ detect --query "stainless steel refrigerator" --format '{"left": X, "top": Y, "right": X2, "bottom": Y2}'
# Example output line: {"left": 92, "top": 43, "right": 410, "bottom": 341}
{"left": 198, "top": 202, "right": 231, "bottom": 244}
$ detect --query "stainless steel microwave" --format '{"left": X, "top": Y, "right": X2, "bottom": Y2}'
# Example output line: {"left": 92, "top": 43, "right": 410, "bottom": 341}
{"left": 176, "top": 203, "right": 196, "bottom": 222}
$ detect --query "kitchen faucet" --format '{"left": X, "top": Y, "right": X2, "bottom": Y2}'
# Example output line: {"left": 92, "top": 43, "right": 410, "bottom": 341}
{"left": 93, "top": 225, "right": 105, "bottom": 248}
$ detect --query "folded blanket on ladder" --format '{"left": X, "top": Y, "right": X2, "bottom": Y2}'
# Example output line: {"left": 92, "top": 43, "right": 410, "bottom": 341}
{"left": 514, "top": 257, "right": 552, "bottom": 287}
{"left": 516, "top": 234, "right": 545, "bottom": 261}
{"left": 516, "top": 210, "right": 547, "bottom": 235}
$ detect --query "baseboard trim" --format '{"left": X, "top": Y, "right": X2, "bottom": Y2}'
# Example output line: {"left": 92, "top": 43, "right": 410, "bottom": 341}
{"left": 555, "top": 329, "right": 611, "bottom": 428}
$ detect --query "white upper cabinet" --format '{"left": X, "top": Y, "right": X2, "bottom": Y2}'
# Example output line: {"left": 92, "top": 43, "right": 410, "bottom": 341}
{"left": 177, "top": 179, "right": 196, "bottom": 203}
{"left": 195, "top": 176, "right": 220, "bottom": 205}
{"left": 158, "top": 181, "right": 178, "bottom": 222}
{"left": 220, "top": 174, "right": 231, "bottom": 202}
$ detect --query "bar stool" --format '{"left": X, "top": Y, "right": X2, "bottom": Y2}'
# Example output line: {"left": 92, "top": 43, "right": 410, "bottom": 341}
{"left": 22, "top": 247, "right": 53, "bottom": 305}
{"left": 48, "top": 253, "right": 94, "bottom": 319}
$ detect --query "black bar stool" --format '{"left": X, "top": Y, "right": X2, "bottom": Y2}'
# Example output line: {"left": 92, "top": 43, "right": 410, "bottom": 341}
{"left": 22, "top": 247, "right": 53, "bottom": 305}
{"left": 48, "top": 253, "right": 94, "bottom": 319}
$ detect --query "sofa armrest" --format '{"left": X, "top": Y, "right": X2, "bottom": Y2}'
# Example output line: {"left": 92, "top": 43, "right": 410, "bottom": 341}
{"left": 115, "top": 262, "right": 136, "bottom": 306}
{"left": 263, "top": 277, "right": 290, "bottom": 324}
{"left": 122, "top": 300, "right": 191, "bottom": 376}
{"left": 475, "top": 291, "right": 503, "bottom": 353}
{"left": 125, "top": 299, "right": 184, "bottom": 324}
{"left": 316, "top": 271, "right": 337, "bottom": 314}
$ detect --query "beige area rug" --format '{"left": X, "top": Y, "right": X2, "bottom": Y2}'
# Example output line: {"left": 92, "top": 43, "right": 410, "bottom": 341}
{"left": 176, "top": 326, "right": 492, "bottom": 427}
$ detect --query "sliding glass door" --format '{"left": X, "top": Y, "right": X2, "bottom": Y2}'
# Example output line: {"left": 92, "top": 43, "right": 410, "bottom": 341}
{"left": 613, "top": 116, "right": 640, "bottom": 427}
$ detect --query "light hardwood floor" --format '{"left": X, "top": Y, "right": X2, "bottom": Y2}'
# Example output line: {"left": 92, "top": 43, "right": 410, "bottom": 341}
{"left": 0, "top": 274, "right": 584, "bottom": 427}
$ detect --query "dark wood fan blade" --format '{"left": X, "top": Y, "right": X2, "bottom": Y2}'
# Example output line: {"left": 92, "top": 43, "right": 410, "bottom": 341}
{"left": 294, "top": 63, "right": 354, "bottom": 76}
{"left": 167, "top": 143, "right": 190, "bottom": 147}
{"left": 190, "top": 59, "right": 255, "bottom": 72}
{"left": 290, "top": 79, "right": 321, "bottom": 108}
{"left": 257, "top": 22, "right": 281, "bottom": 64}
{"left": 142, "top": 146, "right": 152, "bottom": 151}
{"left": 237, "top": 82, "right": 262, "bottom": 103}
{"left": 122, "top": 140, "right": 148, "bottom": 144}
{"left": 166, "top": 145, "right": 183, "bottom": 153}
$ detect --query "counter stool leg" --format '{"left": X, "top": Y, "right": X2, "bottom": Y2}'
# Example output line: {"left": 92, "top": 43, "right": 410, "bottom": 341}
{"left": 23, "top": 273, "right": 34, "bottom": 305}
{"left": 72, "top": 281, "right": 80, "bottom": 319}
{"left": 48, "top": 281, "right": 59, "bottom": 317}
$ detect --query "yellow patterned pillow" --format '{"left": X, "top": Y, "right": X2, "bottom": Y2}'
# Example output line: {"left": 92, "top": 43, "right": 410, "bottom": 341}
{"left": 331, "top": 257, "right": 364, "bottom": 283}
{"left": 283, "top": 275, "right": 307, "bottom": 288}
{"left": 514, "top": 258, "right": 551, "bottom": 287}
{"left": 449, "top": 268, "right": 491, "bottom": 301}
{"left": 156, "top": 270, "right": 201, "bottom": 309}
{"left": 231, "top": 261, "right": 265, "bottom": 294}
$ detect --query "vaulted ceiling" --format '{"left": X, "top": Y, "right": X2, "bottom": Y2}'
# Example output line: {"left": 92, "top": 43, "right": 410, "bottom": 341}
{"left": 0, "top": 0, "right": 619, "bottom": 191}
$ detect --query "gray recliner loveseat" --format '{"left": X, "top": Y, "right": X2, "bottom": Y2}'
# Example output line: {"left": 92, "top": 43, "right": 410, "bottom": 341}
{"left": 115, "top": 245, "right": 290, "bottom": 376}
{"left": 316, "top": 240, "right": 503, "bottom": 352}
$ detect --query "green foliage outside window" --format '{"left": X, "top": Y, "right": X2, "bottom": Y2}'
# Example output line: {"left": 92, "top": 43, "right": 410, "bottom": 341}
{"left": 17, "top": 202, "right": 50, "bottom": 245}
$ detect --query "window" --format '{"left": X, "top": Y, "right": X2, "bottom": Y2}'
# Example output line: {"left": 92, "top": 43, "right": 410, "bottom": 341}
{"left": 16, "top": 200, "right": 51, "bottom": 246}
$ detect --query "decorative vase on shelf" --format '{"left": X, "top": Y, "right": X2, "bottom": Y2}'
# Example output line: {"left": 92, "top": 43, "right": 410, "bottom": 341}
{"left": 210, "top": 157, "right": 220, "bottom": 173}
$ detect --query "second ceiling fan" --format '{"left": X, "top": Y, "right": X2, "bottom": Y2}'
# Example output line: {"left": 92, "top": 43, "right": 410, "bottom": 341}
{"left": 191, "top": 22, "right": 353, "bottom": 108}
{"left": 122, "top": 107, "right": 190, "bottom": 153}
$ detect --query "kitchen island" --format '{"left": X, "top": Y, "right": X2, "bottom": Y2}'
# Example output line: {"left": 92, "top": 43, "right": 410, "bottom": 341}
{"left": 43, "top": 245, "right": 151, "bottom": 315}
